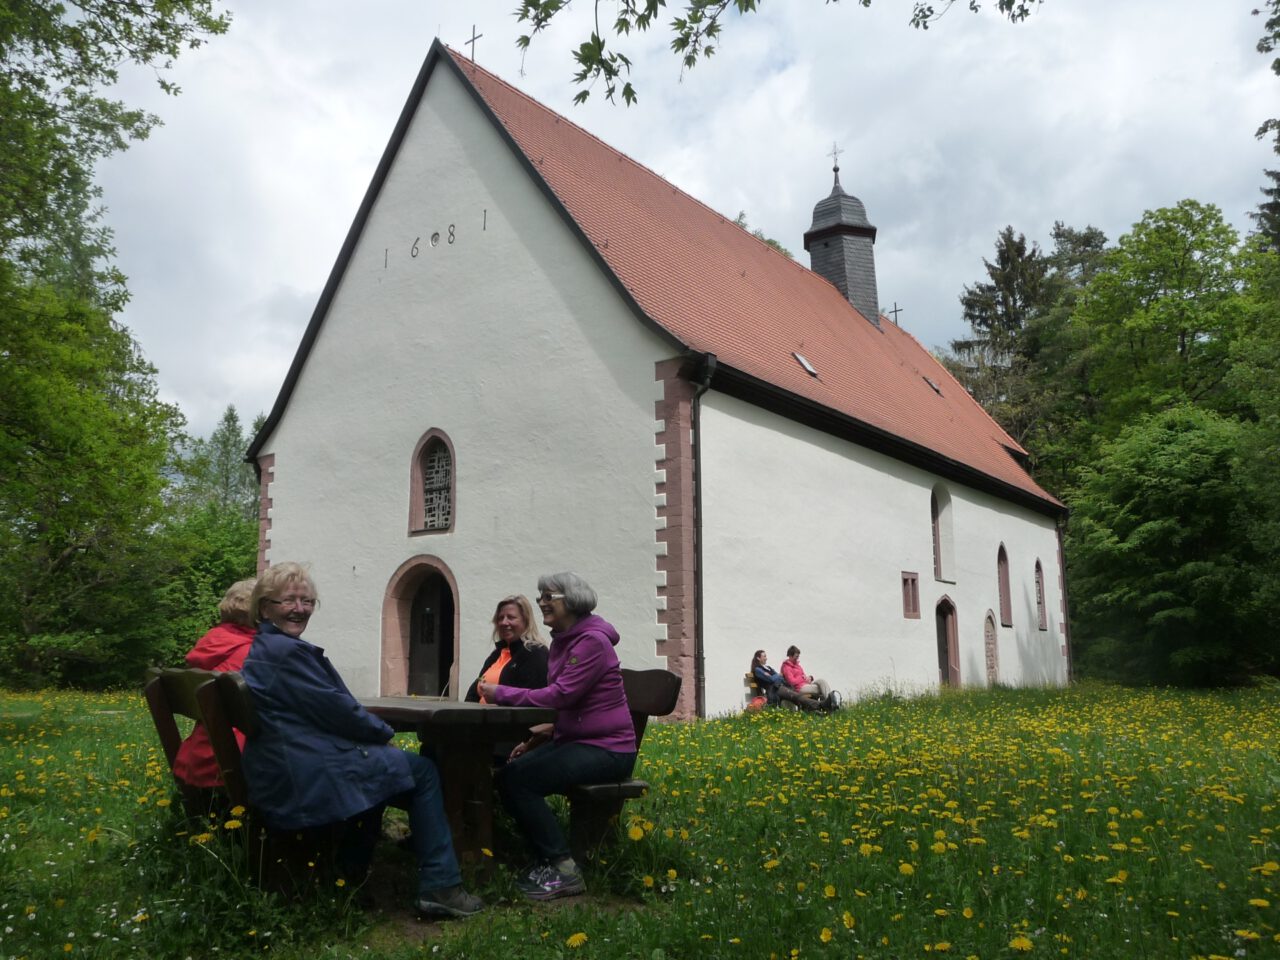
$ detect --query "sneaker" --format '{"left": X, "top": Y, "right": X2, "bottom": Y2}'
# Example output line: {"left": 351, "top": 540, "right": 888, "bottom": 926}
{"left": 825, "top": 690, "right": 842, "bottom": 711}
{"left": 522, "top": 863, "right": 585, "bottom": 901}
{"left": 415, "top": 884, "right": 484, "bottom": 918}
{"left": 516, "top": 862, "right": 551, "bottom": 893}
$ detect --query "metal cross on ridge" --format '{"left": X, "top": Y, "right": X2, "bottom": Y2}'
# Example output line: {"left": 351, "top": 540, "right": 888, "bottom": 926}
{"left": 465, "top": 24, "right": 483, "bottom": 61}
{"left": 828, "top": 141, "right": 843, "bottom": 170}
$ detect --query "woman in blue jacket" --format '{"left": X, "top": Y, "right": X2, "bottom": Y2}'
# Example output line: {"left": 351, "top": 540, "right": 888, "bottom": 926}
{"left": 240, "top": 562, "right": 481, "bottom": 918}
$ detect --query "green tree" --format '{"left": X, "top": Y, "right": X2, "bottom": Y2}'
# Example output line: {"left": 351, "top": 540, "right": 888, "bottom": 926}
{"left": 178, "top": 405, "right": 261, "bottom": 521}
{"left": 1072, "top": 200, "right": 1250, "bottom": 444}
{"left": 1, "top": 1, "right": 230, "bottom": 299}
{"left": 515, "top": 0, "right": 1041, "bottom": 104}
{"left": 1066, "top": 406, "right": 1271, "bottom": 686}
{"left": 0, "top": 264, "right": 186, "bottom": 685}
{"left": 1253, "top": 0, "right": 1280, "bottom": 247}
{"left": 942, "top": 226, "right": 1049, "bottom": 446}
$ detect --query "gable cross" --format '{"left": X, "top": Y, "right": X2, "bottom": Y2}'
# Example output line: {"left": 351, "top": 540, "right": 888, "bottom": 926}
{"left": 888, "top": 301, "right": 903, "bottom": 325}
{"left": 465, "top": 24, "right": 483, "bottom": 61}
{"left": 828, "top": 141, "right": 843, "bottom": 170}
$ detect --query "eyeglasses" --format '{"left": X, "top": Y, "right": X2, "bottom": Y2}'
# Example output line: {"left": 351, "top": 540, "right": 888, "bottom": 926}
{"left": 266, "top": 597, "right": 316, "bottom": 610}
{"left": 536, "top": 593, "right": 565, "bottom": 605}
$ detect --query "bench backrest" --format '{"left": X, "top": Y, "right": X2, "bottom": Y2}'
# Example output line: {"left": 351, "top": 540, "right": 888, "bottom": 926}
{"left": 620, "top": 668, "right": 682, "bottom": 748}
{"left": 195, "top": 671, "right": 258, "bottom": 810}
{"left": 143, "top": 666, "right": 222, "bottom": 813}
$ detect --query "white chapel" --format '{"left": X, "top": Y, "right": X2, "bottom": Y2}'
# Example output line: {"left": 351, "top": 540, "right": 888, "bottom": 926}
{"left": 247, "top": 41, "right": 1071, "bottom": 719}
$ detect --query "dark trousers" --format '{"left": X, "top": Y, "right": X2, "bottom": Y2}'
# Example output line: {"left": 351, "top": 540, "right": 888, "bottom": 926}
{"left": 337, "top": 752, "right": 461, "bottom": 893}
{"left": 495, "top": 741, "right": 636, "bottom": 863}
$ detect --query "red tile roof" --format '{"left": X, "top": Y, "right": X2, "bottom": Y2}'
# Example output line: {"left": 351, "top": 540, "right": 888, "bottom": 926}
{"left": 443, "top": 47, "right": 1061, "bottom": 511}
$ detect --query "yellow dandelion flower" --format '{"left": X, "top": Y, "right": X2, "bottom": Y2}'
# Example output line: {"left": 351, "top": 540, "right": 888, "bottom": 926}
{"left": 934, "top": 908, "right": 949, "bottom": 917}
{"left": 859, "top": 842, "right": 875, "bottom": 856}
{"left": 899, "top": 862, "right": 915, "bottom": 876}
{"left": 335, "top": 878, "right": 346, "bottom": 888}
{"left": 931, "top": 841, "right": 948, "bottom": 854}
{"left": 643, "top": 875, "right": 655, "bottom": 888}
{"left": 842, "top": 911, "right": 855, "bottom": 929}
{"left": 481, "top": 847, "right": 493, "bottom": 858}
{"left": 63, "top": 945, "right": 73, "bottom": 953}
{"left": 962, "top": 907, "right": 974, "bottom": 919}
{"left": 628, "top": 824, "right": 645, "bottom": 841}
{"left": 764, "top": 859, "right": 780, "bottom": 870}
{"left": 1235, "top": 929, "right": 1260, "bottom": 940}
{"left": 820, "top": 928, "right": 833, "bottom": 943}
{"left": 1009, "top": 934, "right": 1034, "bottom": 951}
{"left": 223, "top": 819, "right": 242, "bottom": 830}
{"left": 1248, "top": 898, "right": 1270, "bottom": 907}
{"left": 824, "top": 884, "right": 836, "bottom": 899}
{"left": 1104, "top": 870, "right": 1128, "bottom": 885}
{"left": 934, "top": 943, "right": 951, "bottom": 952}
{"left": 230, "top": 805, "right": 246, "bottom": 817}
{"left": 796, "top": 881, "right": 806, "bottom": 893}
{"left": 667, "top": 868, "right": 677, "bottom": 881}
{"left": 566, "top": 932, "right": 588, "bottom": 948}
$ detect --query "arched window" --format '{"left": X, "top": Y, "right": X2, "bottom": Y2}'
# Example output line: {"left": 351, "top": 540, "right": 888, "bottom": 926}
{"left": 997, "top": 544, "right": 1012, "bottom": 626}
{"left": 409, "top": 429, "right": 455, "bottom": 534}
{"left": 931, "top": 485, "right": 954, "bottom": 581}
{"left": 1034, "top": 560, "right": 1047, "bottom": 630}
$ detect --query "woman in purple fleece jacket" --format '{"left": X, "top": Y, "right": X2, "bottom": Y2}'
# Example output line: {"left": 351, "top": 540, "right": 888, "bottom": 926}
{"left": 477, "top": 571, "right": 635, "bottom": 901}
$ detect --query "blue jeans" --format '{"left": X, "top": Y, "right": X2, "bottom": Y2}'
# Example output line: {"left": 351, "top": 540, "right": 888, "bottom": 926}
{"left": 496, "top": 741, "right": 636, "bottom": 863}
{"left": 337, "top": 752, "right": 461, "bottom": 893}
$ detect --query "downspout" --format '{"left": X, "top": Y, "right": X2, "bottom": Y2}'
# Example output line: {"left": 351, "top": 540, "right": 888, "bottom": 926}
{"left": 690, "top": 352, "right": 717, "bottom": 718}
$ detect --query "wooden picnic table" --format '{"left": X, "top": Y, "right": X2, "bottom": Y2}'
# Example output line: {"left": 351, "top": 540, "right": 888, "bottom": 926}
{"left": 360, "top": 696, "right": 554, "bottom": 865}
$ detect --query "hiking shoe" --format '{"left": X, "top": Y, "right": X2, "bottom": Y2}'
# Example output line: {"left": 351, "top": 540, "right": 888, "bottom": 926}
{"left": 415, "top": 884, "right": 484, "bottom": 918}
{"left": 825, "top": 690, "right": 842, "bottom": 711}
{"left": 521, "top": 863, "right": 585, "bottom": 901}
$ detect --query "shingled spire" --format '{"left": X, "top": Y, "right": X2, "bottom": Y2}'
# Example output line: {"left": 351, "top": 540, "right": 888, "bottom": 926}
{"left": 803, "top": 155, "right": 880, "bottom": 329}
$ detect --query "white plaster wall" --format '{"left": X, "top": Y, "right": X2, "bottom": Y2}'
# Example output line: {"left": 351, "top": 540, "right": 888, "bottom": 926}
{"left": 257, "top": 64, "right": 671, "bottom": 694}
{"left": 699, "top": 392, "right": 1067, "bottom": 717}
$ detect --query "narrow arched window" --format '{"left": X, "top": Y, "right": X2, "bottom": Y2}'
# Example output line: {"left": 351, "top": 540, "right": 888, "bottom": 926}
{"left": 1034, "top": 559, "right": 1047, "bottom": 630}
{"left": 931, "top": 493, "right": 942, "bottom": 580}
{"left": 997, "top": 544, "right": 1012, "bottom": 627}
{"left": 409, "top": 429, "right": 455, "bottom": 535}
{"left": 931, "top": 485, "right": 953, "bottom": 581}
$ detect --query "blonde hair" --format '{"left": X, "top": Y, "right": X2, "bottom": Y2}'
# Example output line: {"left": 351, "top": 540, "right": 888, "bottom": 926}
{"left": 491, "top": 595, "right": 546, "bottom": 648}
{"left": 217, "top": 579, "right": 257, "bottom": 627}
{"left": 250, "top": 562, "right": 318, "bottom": 623}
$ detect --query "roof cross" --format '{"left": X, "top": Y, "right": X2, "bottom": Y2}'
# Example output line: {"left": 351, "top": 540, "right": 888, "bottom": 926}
{"left": 465, "top": 24, "right": 483, "bottom": 61}
{"left": 828, "top": 141, "right": 842, "bottom": 172}
{"left": 888, "top": 302, "right": 903, "bottom": 325}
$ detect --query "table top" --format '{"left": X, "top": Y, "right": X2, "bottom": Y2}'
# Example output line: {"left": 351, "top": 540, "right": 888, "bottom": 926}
{"left": 361, "top": 696, "right": 554, "bottom": 730}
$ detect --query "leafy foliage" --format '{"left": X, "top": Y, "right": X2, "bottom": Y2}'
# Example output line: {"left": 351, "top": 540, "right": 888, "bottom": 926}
{"left": 1067, "top": 407, "right": 1271, "bottom": 685}
{"left": 0, "top": 1, "right": 230, "bottom": 298}
{"left": 515, "top": 0, "right": 1041, "bottom": 104}
{"left": 732, "top": 210, "right": 792, "bottom": 258}
{"left": 0, "top": 264, "right": 185, "bottom": 685}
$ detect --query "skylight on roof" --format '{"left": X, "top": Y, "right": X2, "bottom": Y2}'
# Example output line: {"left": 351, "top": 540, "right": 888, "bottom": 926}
{"left": 923, "top": 376, "right": 942, "bottom": 396}
{"left": 793, "top": 352, "right": 818, "bottom": 377}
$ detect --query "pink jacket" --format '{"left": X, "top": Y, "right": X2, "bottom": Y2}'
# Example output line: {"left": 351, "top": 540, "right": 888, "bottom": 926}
{"left": 781, "top": 659, "right": 811, "bottom": 689}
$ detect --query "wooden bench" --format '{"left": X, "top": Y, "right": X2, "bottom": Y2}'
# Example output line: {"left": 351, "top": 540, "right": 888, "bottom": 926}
{"left": 197, "top": 671, "right": 345, "bottom": 895}
{"left": 568, "top": 667, "right": 682, "bottom": 860}
{"left": 143, "top": 667, "right": 224, "bottom": 817}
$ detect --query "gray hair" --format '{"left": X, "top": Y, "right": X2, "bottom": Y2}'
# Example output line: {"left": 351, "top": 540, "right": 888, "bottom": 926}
{"left": 537, "top": 571, "right": 597, "bottom": 617}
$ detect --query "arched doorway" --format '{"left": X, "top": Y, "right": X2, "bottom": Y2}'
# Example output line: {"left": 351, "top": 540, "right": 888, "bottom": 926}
{"left": 984, "top": 611, "right": 999, "bottom": 686}
{"left": 936, "top": 598, "right": 960, "bottom": 687}
{"left": 409, "top": 572, "right": 454, "bottom": 696}
{"left": 381, "top": 556, "right": 459, "bottom": 697}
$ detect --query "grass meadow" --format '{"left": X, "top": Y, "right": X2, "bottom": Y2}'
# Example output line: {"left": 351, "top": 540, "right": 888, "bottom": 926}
{"left": 1, "top": 684, "right": 1277, "bottom": 959}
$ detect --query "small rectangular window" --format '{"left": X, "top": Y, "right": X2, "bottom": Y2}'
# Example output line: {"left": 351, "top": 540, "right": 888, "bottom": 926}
{"left": 902, "top": 572, "right": 920, "bottom": 619}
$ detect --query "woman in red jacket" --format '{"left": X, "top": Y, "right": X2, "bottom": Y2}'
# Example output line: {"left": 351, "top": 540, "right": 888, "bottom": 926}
{"left": 171, "top": 579, "right": 256, "bottom": 788}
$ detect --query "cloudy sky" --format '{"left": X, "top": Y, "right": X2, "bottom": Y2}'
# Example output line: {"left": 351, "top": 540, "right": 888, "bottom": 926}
{"left": 96, "top": 0, "right": 1275, "bottom": 439}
